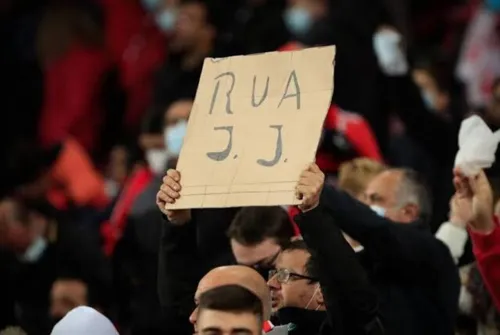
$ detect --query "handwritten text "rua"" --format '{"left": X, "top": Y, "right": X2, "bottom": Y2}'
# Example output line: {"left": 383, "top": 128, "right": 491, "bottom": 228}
{"left": 208, "top": 70, "right": 302, "bottom": 115}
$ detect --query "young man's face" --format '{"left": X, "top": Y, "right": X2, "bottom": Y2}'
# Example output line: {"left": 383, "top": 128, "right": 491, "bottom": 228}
{"left": 230, "top": 238, "right": 281, "bottom": 279}
{"left": 197, "top": 309, "right": 261, "bottom": 335}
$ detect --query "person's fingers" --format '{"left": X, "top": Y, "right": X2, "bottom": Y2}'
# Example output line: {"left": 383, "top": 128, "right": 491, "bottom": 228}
{"left": 163, "top": 175, "right": 181, "bottom": 192}
{"left": 166, "top": 169, "right": 181, "bottom": 182}
{"left": 295, "top": 187, "right": 303, "bottom": 201}
{"left": 157, "top": 191, "right": 175, "bottom": 204}
{"left": 299, "top": 171, "right": 317, "bottom": 185}
{"left": 309, "top": 163, "right": 321, "bottom": 173}
{"left": 296, "top": 185, "right": 309, "bottom": 200}
{"left": 161, "top": 184, "right": 179, "bottom": 199}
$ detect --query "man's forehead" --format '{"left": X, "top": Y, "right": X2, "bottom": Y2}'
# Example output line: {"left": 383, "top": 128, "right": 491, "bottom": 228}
{"left": 276, "top": 249, "right": 308, "bottom": 270}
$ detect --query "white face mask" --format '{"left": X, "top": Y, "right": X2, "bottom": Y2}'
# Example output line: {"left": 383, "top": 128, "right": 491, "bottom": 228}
{"left": 164, "top": 120, "right": 188, "bottom": 156}
{"left": 21, "top": 236, "right": 48, "bottom": 263}
{"left": 304, "top": 284, "right": 321, "bottom": 310}
{"left": 146, "top": 149, "right": 168, "bottom": 175}
{"left": 370, "top": 205, "right": 386, "bottom": 217}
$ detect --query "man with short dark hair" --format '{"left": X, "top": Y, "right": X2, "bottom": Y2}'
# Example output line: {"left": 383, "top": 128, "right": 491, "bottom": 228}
{"left": 197, "top": 285, "right": 264, "bottom": 335}
{"left": 227, "top": 207, "right": 295, "bottom": 278}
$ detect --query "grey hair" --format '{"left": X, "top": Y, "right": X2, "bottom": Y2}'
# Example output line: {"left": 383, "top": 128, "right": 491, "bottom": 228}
{"left": 394, "top": 168, "right": 432, "bottom": 224}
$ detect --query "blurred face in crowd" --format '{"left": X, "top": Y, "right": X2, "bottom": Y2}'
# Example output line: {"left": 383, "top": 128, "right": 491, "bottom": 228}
{"left": 284, "top": 0, "right": 327, "bottom": 37}
{"left": 50, "top": 279, "right": 88, "bottom": 322}
{"left": 163, "top": 100, "right": 192, "bottom": 165}
{"left": 190, "top": 266, "right": 271, "bottom": 332}
{"left": 197, "top": 309, "right": 261, "bottom": 335}
{"left": 169, "top": 2, "right": 215, "bottom": 54}
{"left": 267, "top": 249, "right": 323, "bottom": 312}
{"left": 487, "top": 82, "right": 500, "bottom": 125}
{"left": 231, "top": 238, "right": 281, "bottom": 276}
{"left": 363, "top": 170, "right": 419, "bottom": 224}
{"left": 154, "top": 0, "right": 180, "bottom": 33}
{"left": 412, "top": 69, "right": 449, "bottom": 113}
{"left": 0, "top": 199, "right": 37, "bottom": 253}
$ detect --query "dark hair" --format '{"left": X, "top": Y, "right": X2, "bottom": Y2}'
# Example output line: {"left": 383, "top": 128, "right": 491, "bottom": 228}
{"left": 414, "top": 57, "right": 450, "bottom": 94}
{"left": 198, "top": 284, "right": 263, "bottom": 321}
{"left": 395, "top": 168, "right": 432, "bottom": 224}
{"left": 283, "top": 240, "right": 319, "bottom": 284}
{"left": 227, "top": 207, "right": 295, "bottom": 248}
{"left": 180, "top": 0, "right": 224, "bottom": 32}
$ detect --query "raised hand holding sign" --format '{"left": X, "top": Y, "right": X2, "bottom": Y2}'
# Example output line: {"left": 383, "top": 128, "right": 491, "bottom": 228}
{"left": 165, "top": 46, "right": 336, "bottom": 209}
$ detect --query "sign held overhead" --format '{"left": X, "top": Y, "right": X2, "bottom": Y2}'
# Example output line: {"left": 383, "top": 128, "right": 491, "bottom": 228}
{"left": 166, "top": 46, "right": 336, "bottom": 209}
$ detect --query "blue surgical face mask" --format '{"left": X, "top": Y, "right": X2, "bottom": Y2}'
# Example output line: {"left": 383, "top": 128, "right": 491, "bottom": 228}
{"left": 421, "top": 90, "right": 435, "bottom": 110}
{"left": 146, "top": 149, "right": 168, "bottom": 175}
{"left": 21, "top": 236, "right": 48, "bottom": 263}
{"left": 283, "top": 7, "right": 313, "bottom": 37}
{"left": 164, "top": 120, "right": 187, "bottom": 156}
{"left": 486, "top": 0, "right": 500, "bottom": 12}
{"left": 156, "top": 9, "right": 177, "bottom": 33}
{"left": 141, "top": 0, "right": 161, "bottom": 12}
{"left": 370, "top": 205, "right": 386, "bottom": 217}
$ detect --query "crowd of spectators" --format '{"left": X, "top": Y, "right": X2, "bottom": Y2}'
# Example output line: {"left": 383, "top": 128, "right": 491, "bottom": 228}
{"left": 1, "top": 0, "right": 500, "bottom": 334}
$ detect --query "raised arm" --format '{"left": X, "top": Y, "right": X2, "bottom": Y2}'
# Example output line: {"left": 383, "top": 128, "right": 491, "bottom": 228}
{"left": 295, "top": 164, "right": 383, "bottom": 335}
{"left": 319, "top": 183, "right": 437, "bottom": 269}
{"left": 453, "top": 169, "right": 500, "bottom": 310}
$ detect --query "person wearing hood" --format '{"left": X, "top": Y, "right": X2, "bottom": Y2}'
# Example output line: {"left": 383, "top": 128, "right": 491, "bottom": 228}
{"left": 50, "top": 306, "right": 118, "bottom": 335}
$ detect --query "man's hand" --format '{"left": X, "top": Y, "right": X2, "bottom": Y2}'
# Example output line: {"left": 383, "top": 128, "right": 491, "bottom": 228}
{"left": 156, "top": 169, "right": 191, "bottom": 225}
{"left": 453, "top": 168, "right": 494, "bottom": 233}
{"left": 448, "top": 195, "right": 470, "bottom": 228}
{"left": 296, "top": 163, "right": 325, "bottom": 212}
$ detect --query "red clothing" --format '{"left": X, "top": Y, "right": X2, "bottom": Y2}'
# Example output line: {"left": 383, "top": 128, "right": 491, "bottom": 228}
{"left": 469, "top": 218, "right": 500, "bottom": 311}
{"left": 100, "top": 0, "right": 166, "bottom": 130}
{"left": 48, "top": 138, "right": 109, "bottom": 210}
{"left": 39, "top": 46, "right": 111, "bottom": 152}
{"left": 316, "top": 105, "right": 383, "bottom": 173}
{"left": 101, "top": 166, "right": 154, "bottom": 256}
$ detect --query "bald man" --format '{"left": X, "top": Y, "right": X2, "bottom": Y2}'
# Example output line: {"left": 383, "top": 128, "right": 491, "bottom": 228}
{"left": 189, "top": 265, "right": 272, "bottom": 333}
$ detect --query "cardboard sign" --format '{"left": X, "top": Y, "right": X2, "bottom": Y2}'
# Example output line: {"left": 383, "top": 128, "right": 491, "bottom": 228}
{"left": 166, "top": 46, "right": 336, "bottom": 209}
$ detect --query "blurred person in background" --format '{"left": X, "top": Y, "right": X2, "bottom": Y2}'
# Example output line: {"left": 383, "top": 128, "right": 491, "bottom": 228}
{"left": 227, "top": 207, "right": 296, "bottom": 278}
{"left": 148, "top": 0, "right": 220, "bottom": 137}
{"left": 337, "top": 158, "right": 387, "bottom": 251}
{"left": 99, "top": 0, "right": 167, "bottom": 135}
{"left": 49, "top": 277, "right": 103, "bottom": 327}
{"left": 0, "top": 198, "right": 112, "bottom": 335}
{"left": 319, "top": 167, "right": 460, "bottom": 334}
{"left": 6, "top": 139, "right": 109, "bottom": 213}
{"left": 196, "top": 285, "right": 264, "bottom": 335}
{"left": 225, "top": 0, "right": 289, "bottom": 55}
{"left": 36, "top": 2, "right": 122, "bottom": 157}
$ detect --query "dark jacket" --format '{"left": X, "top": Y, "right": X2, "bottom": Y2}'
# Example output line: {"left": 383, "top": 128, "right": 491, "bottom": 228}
{"left": 320, "top": 186, "right": 460, "bottom": 335}
{"left": 293, "top": 206, "right": 383, "bottom": 335}
{"left": 158, "top": 205, "right": 383, "bottom": 335}
{"left": 157, "top": 208, "right": 237, "bottom": 335}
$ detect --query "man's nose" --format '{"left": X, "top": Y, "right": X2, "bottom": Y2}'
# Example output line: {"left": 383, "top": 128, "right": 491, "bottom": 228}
{"left": 189, "top": 306, "right": 198, "bottom": 326}
{"left": 267, "top": 274, "right": 281, "bottom": 289}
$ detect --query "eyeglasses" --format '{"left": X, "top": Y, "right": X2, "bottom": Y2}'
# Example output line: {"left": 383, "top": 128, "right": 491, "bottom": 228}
{"left": 268, "top": 268, "right": 318, "bottom": 284}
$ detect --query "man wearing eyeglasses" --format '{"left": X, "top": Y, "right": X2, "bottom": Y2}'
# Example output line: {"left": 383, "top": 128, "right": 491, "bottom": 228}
{"left": 268, "top": 240, "right": 322, "bottom": 314}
